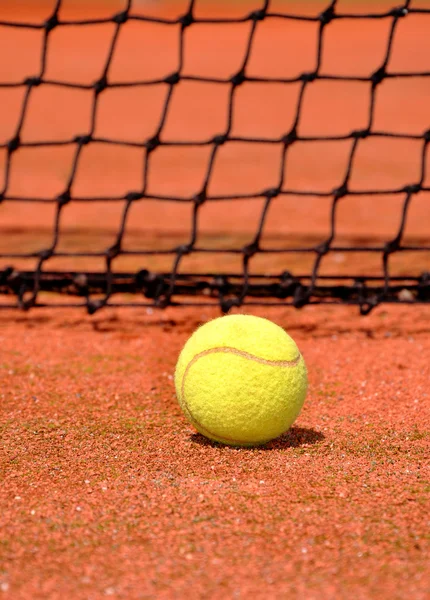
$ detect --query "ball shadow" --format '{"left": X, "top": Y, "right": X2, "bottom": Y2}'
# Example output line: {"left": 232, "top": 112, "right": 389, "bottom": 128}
{"left": 190, "top": 426, "right": 325, "bottom": 450}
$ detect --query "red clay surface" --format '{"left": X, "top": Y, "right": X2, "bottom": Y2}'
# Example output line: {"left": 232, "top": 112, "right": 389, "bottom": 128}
{"left": 1, "top": 304, "right": 429, "bottom": 599}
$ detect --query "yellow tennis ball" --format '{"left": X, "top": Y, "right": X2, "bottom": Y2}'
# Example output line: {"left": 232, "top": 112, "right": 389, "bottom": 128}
{"left": 175, "top": 314, "right": 308, "bottom": 447}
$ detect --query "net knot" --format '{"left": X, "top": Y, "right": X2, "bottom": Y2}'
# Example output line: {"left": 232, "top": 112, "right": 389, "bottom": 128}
{"left": 74, "top": 134, "right": 92, "bottom": 145}
{"left": 220, "top": 298, "right": 240, "bottom": 313}
{"left": 7, "top": 136, "right": 20, "bottom": 153}
{"left": 39, "top": 249, "right": 54, "bottom": 261}
{"left": 57, "top": 191, "right": 71, "bottom": 206}
{"left": 333, "top": 185, "right": 348, "bottom": 199}
{"left": 315, "top": 241, "right": 330, "bottom": 255}
{"left": 212, "top": 134, "right": 228, "bottom": 145}
{"left": 24, "top": 76, "right": 42, "bottom": 87}
{"left": 136, "top": 270, "right": 167, "bottom": 300}
{"left": 300, "top": 71, "right": 317, "bottom": 82}
{"left": 359, "top": 297, "right": 378, "bottom": 316}
{"left": 293, "top": 285, "right": 309, "bottom": 309}
{"left": 107, "top": 244, "right": 121, "bottom": 260}
{"left": 145, "top": 135, "right": 160, "bottom": 152}
{"left": 371, "top": 66, "right": 386, "bottom": 86}
{"left": 264, "top": 188, "right": 279, "bottom": 199}
{"left": 179, "top": 12, "right": 194, "bottom": 28}
{"left": 94, "top": 77, "right": 108, "bottom": 95}
{"left": 319, "top": 6, "right": 336, "bottom": 25}
{"left": 282, "top": 129, "right": 297, "bottom": 146}
{"left": 165, "top": 72, "right": 180, "bottom": 85}
{"left": 242, "top": 242, "right": 259, "bottom": 257}
{"left": 403, "top": 183, "right": 421, "bottom": 194}
{"left": 44, "top": 14, "right": 59, "bottom": 32}
{"left": 279, "top": 271, "right": 296, "bottom": 286}
{"left": 0, "top": 266, "right": 14, "bottom": 282}
{"left": 231, "top": 70, "right": 246, "bottom": 87}
{"left": 176, "top": 244, "right": 193, "bottom": 255}
{"left": 352, "top": 128, "right": 370, "bottom": 139}
{"left": 390, "top": 6, "right": 408, "bottom": 17}
{"left": 112, "top": 11, "right": 128, "bottom": 24}
{"left": 277, "top": 272, "right": 301, "bottom": 299}
{"left": 384, "top": 239, "right": 401, "bottom": 254}
{"left": 193, "top": 190, "right": 207, "bottom": 206}
{"left": 249, "top": 9, "right": 266, "bottom": 21}
{"left": 87, "top": 299, "right": 104, "bottom": 315}
{"left": 125, "top": 191, "right": 144, "bottom": 201}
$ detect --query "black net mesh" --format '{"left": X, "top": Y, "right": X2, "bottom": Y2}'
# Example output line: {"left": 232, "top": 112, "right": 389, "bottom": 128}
{"left": 0, "top": 0, "right": 429, "bottom": 314}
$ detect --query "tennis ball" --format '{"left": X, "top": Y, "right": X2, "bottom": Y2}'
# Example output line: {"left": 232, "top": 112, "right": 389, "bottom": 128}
{"left": 175, "top": 314, "right": 307, "bottom": 447}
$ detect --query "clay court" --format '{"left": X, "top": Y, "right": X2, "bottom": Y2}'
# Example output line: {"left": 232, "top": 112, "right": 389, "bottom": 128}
{"left": 0, "top": 1, "right": 429, "bottom": 599}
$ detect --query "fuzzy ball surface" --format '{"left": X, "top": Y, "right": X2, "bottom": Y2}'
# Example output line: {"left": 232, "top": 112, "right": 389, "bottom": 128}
{"left": 175, "top": 314, "right": 308, "bottom": 447}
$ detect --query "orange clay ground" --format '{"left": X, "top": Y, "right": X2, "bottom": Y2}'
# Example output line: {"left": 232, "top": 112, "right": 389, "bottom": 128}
{"left": 1, "top": 304, "right": 429, "bottom": 599}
